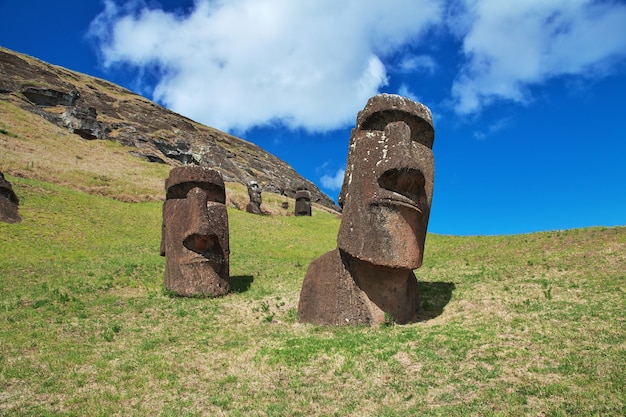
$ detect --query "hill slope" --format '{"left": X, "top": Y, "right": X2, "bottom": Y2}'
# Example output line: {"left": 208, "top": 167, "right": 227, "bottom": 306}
{"left": 0, "top": 46, "right": 338, "bottom": 210}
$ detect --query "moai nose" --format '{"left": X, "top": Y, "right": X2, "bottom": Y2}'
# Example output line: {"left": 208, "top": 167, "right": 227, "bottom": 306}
{"left": 183, "top": 187, "right": 214, "bottom": 254}
{"left": 384, "top": 120, "right": 412, "bottom": 157}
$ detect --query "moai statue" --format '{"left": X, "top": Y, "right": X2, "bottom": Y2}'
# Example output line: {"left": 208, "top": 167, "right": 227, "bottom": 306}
{"left": 245, "top": 181, "right": 263, "bottom": 214}
{"left": 295, "top": 187, "right": 312, "bottom": 216}
{"left": 0, "top": 172, "right": 21, "bottom": 223}
{"left": 160, "top": 167, "right": 230, "bottom": 296}
{"left": 298, "top": 94, "right": 435, "bottom": 325}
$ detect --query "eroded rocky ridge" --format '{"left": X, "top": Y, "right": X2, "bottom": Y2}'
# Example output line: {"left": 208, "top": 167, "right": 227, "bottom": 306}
{"left": 0, "top": 47, "right": 338, "bottom": 210}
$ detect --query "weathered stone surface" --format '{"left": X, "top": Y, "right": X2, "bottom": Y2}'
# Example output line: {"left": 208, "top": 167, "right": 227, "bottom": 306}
{"left": 245, "top": 181, "right": 263, "bottom": 214}
{"left": 295, "top": 187, "right": 312, "bottom": 216}
{"left": 154, "top": 141, "right": 198, "bottom": 165}
{"left": 0, "top": 172, "right": 21, "bottom": 223}
{"left": 62, "top": 104, "right": 110, "bottom": 140}
{"left": 160, "top": 167, "right": 230, "bottom": 296}
{"left": 298, "top": 94, "right": 435, "bottom": 326}
{"left": 22, "top": 87, "right": 79, "bottom": 107}
{"left": 299, "top": 249, "right": 419, "bottom": 325}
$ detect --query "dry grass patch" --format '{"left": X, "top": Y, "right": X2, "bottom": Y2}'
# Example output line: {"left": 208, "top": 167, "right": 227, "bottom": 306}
{"left": 0, "top": 100, "right": 169, "bottom": 201}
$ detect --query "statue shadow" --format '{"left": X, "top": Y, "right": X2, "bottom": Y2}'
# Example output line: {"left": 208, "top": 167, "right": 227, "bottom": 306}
{"left": 230, "top": 275, "right": 254, "bottom": 293}
{"left": 415, "top": 281, "right": 456, "bottom": 322}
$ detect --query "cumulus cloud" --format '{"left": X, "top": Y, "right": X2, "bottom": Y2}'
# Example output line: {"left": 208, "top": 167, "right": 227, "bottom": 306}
{"left": 397, "top": 84, "right": 421, "bottom": 103}
{"left": 89, "top": 0, "right": 443, "bottom": 133}
{"left": 451, "top": 0, "right": 626, "bottom": 114}
{"left": 472, "top": 117, "right": 511, "bottom": 140}
{"left": 320, "top": 168, "right": 345, "bottom": 191}
{"left": 397, "top": 54, "right": 437, "bottom": 74}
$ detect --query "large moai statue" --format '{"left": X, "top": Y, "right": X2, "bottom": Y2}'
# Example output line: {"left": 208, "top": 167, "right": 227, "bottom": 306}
{"left": 160, "top": 167, "right": 230, "bottom": 296}
{"left": 245, "top": 181, "right": 263, "bottom": 214}
{"left": 295, "top": 187, "right": 312, "bottom": 216}
{"left": 0, "top": 172, "right": 21, "bottom": 224}
{"left": 298, "top": 94, "right": 435, "bottom": 326}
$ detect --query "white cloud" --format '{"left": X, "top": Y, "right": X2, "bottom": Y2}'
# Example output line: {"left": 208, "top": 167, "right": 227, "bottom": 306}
{"left": 398, "top": 54, "right": 437, "bottom": 74}
{"left": 397, "top": 84, "right": 421, "bottom": 103}
{"left": 89, "top": 0, "right": 443, "bottom": 133}
{"left": 320, "top": 168, "right": 345, "bottom": 191}
{"left": 472, "top": 117, "right": 511, "bottom": 140}
{"left": 451, "top": 0, "right": 626, "bottom": 114}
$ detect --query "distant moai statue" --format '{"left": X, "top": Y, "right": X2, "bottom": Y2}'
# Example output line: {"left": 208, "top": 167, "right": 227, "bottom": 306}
{"left": 0, "top": 172, "right": 21, "bottom": 223}
{"left": 294, "top": 186, "right": 312, "bottom": 216}
{"left": 246, "top": 181, "right": 263, "bottom": 214}
{"left": 160, "top": 167, "right": 230, "bottom": 297}
{"left": 281, "top": 201, "right": 289, "bottom": 210}
{"left": 298, "top": 94, "right": 435, "bottom": 326}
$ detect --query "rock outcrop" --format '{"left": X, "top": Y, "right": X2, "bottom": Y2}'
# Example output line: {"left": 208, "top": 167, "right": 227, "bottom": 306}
{"left": 0, "top": 47, "right": 339, "bottom": 211}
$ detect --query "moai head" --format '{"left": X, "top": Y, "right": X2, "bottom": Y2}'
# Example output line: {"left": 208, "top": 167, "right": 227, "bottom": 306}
{"left": 160, "top": 167, "right": 230, "bottom": 296}
{"left": 246, "top": 181, "right": 263, "bottom": 214}
{"left": 337, "top": 94, "right": 434, "bottom": 269}
{"left": 295, "top": 186, "right": 312, "bottom": 216}
{"left": 0, "top": 172, "right": 21, "bottom": 224}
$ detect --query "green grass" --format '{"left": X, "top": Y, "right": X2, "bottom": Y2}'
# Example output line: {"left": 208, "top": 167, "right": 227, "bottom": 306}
{"left": 1, "top": 175, "right": 625, "bottom": 416}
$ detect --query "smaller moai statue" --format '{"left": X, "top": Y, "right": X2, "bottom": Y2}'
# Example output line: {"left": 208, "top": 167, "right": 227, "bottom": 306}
{"left": 295, "top": 187, "right": 312, "bottom": 216}
{"left": 245, "top": 181, "right": 263, "bottom": 214}
{"left": 160, "top": 167, "right": 230, "bottom": 297}
{"left": 0, "top": 172, "right": 21, "bottom": 224}
{"left": 281, "top": 201, "right": 289, "bottom": 210}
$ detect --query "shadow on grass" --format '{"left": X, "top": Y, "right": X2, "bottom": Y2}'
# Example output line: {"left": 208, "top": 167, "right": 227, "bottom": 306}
{"left": 416, "top": 281, "right": 456, "bottom": 321}
{"left": 230, "top": 275, "right": 254, "bottom": 293}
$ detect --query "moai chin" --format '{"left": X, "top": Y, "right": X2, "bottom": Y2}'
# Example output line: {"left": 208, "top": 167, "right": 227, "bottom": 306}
{"left": 0, "top": 172, "right": 22, "bottom": 224}
{"left": 160, "top": 167, "right": 230, "bottom": 296}
{"left": 298, "top": 94, "right": 435, "bottom": 325}
{"left": 245, "top": 181, "right": 263, "bottom": 214}
{"left": 294, "top": 187, "right": 312, "bottom": 216}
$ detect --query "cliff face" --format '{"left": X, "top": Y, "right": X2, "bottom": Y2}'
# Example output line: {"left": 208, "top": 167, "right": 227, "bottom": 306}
{"left": 0, "top": 47, "right": 339, "bottom": 210}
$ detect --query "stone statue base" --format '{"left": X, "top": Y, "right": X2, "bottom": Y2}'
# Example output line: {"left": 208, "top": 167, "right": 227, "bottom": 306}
{"left": 164, "top": 262, "right": 230, "bottom": 297}
{"left": 245, "top": 201, "right": 263, "bottom": 215}
{"left": 298, "top": 249, "right": 419, "bottom": 326}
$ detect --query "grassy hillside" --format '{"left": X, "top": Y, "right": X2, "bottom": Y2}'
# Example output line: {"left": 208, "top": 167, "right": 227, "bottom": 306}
{"left": 0, "top": 99, "right": 170, "bottom": 202}
{"left": 0, "top": 46, "right": 339, "bottom": 210}
{"left": 1, "top": 173, "right": 624, "bottom": 416}
{"left": 0, "top": 101, "right": 335, "bottom": 215}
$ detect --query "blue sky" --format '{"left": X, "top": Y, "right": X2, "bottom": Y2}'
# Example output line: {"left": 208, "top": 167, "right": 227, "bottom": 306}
{"left": 1, "top": 0, "right": 625, "bottom": 235}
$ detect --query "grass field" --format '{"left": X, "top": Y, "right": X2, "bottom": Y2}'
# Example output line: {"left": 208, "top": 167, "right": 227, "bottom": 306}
{"left": 1, "top": 174, "right": 625, "bottom": 416}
